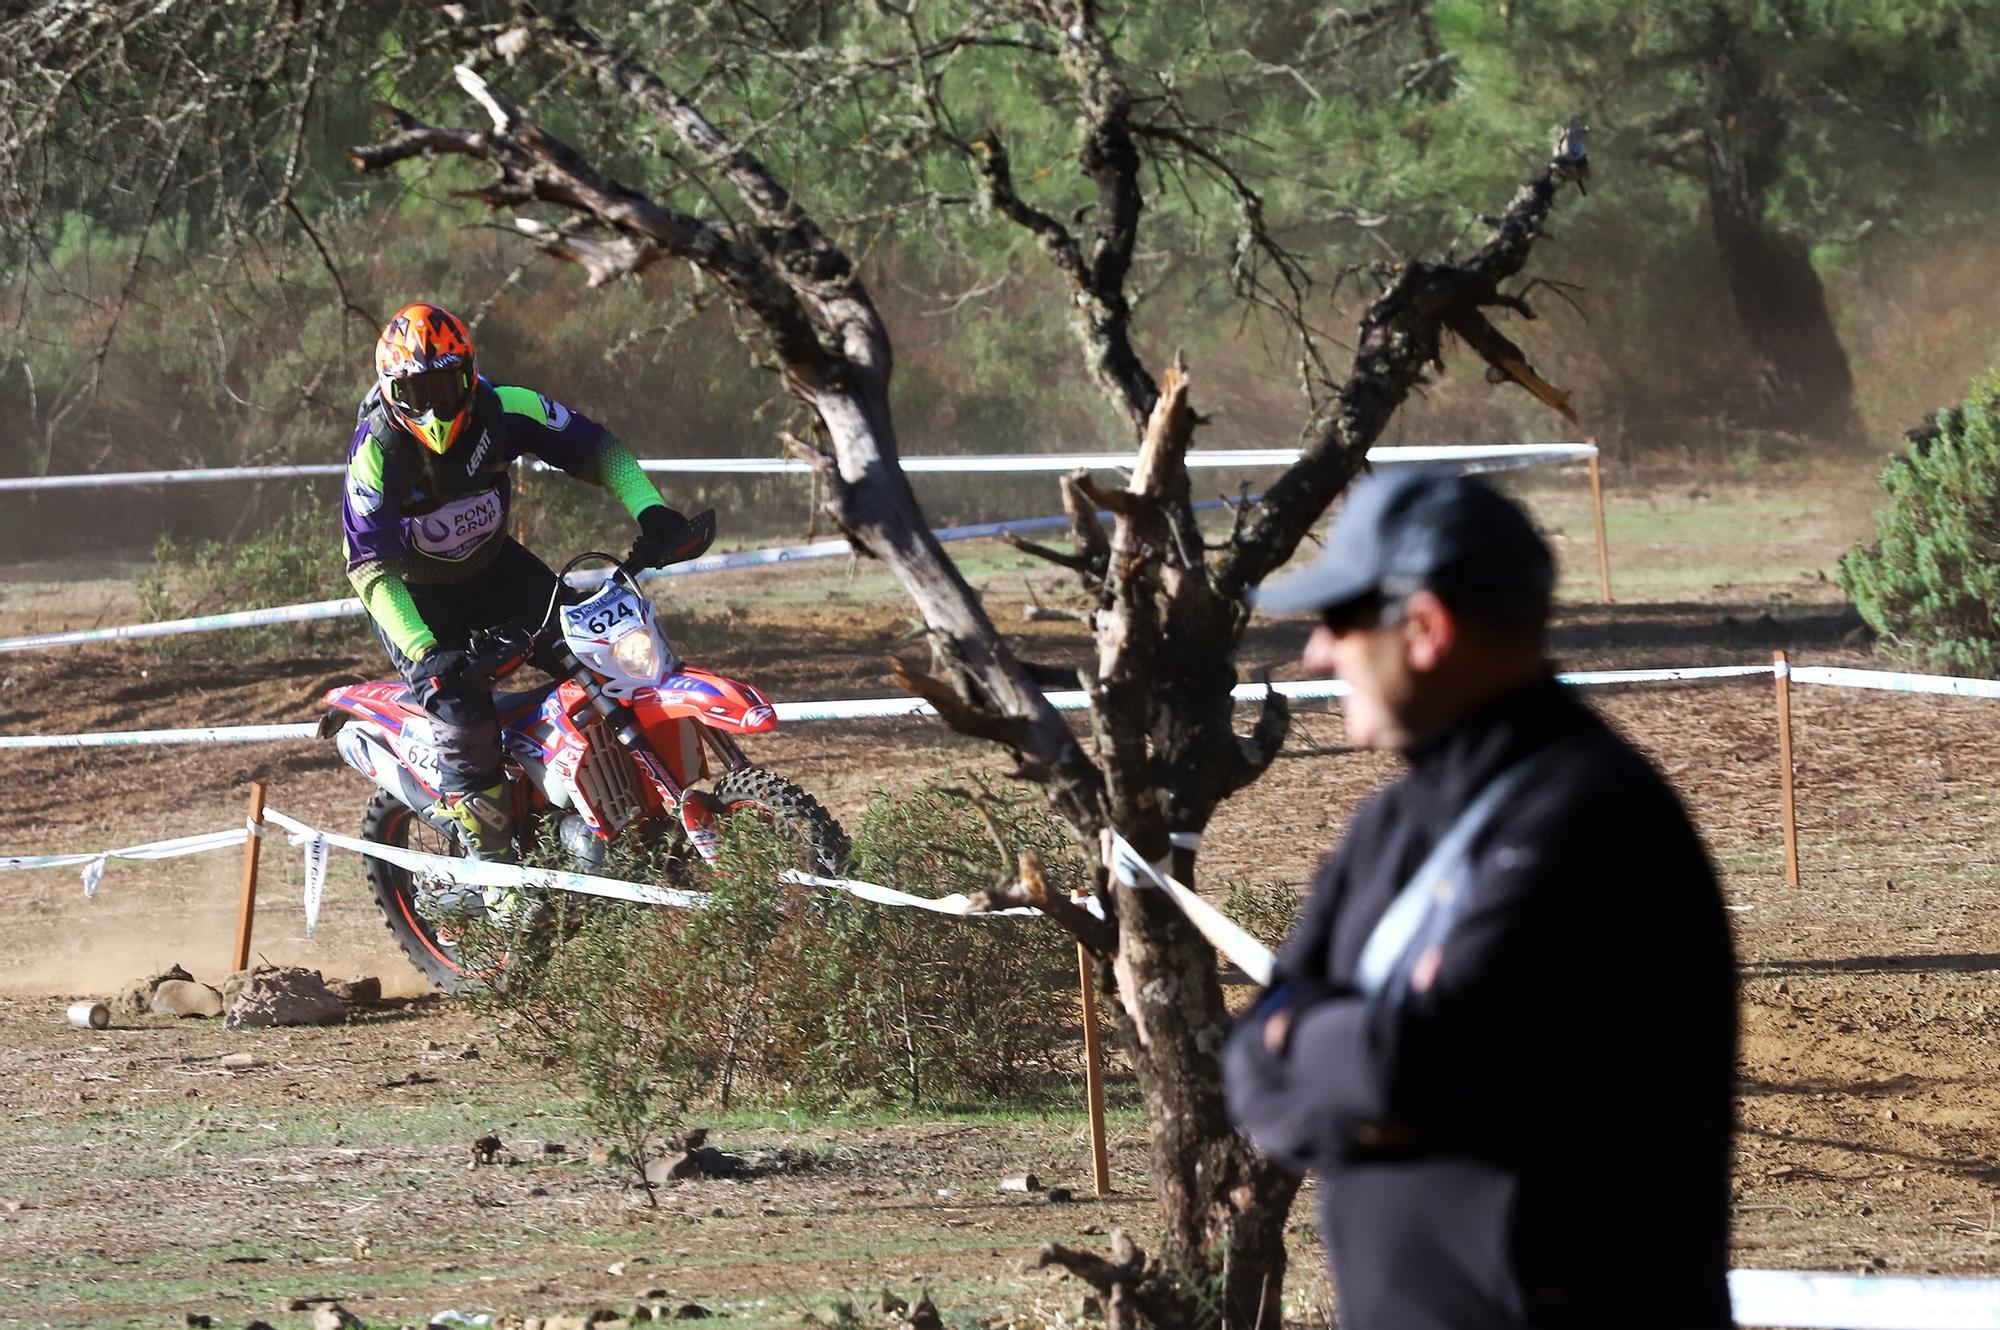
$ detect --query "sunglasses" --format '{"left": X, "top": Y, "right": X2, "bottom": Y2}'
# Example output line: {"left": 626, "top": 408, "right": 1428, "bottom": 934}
{"left": 390, "top": 365, "right": 474, "bottom": 419}
{"left": 1320, "top": 592, "right": 1408, "bottom": 635}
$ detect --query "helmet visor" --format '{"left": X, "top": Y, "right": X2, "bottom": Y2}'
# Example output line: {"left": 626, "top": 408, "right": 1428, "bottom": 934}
{"left": 389, "top": 366, "right": 474, "bottom": 420}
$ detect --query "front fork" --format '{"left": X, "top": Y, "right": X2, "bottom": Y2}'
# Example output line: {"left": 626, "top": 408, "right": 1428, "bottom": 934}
{"left": 557, "top": 652, "right": 748, "bottom": 865}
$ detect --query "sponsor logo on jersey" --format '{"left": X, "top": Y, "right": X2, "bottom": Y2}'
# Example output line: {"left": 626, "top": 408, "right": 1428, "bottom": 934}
{"left": 346, "top": 470, "right": 383, "bottom": 516}
{"left": 465, "top": 429, "right": 494, "bottom": 476}
{"left": 538, "top": 394, "right": 572, "bottom": 430}
{"left": 408, "top": 490, "right": 504, "bottom": 562}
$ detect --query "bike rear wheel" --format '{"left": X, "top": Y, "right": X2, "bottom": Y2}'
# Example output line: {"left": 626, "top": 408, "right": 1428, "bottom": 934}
{"left": 362, "top": 789, "right": 506, "bottom": 994}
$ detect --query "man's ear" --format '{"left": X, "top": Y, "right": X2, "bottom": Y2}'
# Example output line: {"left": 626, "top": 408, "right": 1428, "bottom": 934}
{"left": 1403, "top": 588, "right": 1456, "bottom": 671}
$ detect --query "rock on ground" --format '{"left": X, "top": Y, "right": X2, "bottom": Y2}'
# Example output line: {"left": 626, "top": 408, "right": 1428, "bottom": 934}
{"left": 224, "top": 966, "right": 346, "bottom": 1029}
{"left": 109, "top": 964, "right": 194, "bottom": 1017}
{"left": 328, "top": 976, "right": 382, "bottom": 1004}
{"left": 149, "top": 979, "right": 224, "bottom": 1019}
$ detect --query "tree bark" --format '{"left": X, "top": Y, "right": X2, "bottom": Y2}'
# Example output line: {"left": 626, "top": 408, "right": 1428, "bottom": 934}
{"left": 1702, "top": 129, "right": 1858, "bottom": 440}
{"left": 1686, "top": 8, "right": 1858, "bottom": 441}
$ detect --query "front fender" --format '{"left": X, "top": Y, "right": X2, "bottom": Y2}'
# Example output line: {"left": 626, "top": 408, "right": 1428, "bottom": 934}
{"left": 635, "top": 668, "right": 777, "bottom": 734}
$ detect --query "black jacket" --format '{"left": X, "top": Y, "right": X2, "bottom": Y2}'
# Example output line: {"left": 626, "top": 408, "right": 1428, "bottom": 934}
{"left": 1225, "top": 676, "right": 1735, "bottom": 1330}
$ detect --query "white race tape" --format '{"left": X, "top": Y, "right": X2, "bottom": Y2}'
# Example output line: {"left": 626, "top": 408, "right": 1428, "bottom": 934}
{"left": 0, "top": 598, "right": 367, "bottom": 653}
{"left": 0, "top": 497, "right": 1244, "bottom": 653}
{"left": 1108, "top": 831, "right": 1275, "bottom": 987}
{"left": 0, "top": 665, "right": 1788, "bottom": 749}
{"left": 630, "top": 443, "right": 1595, "bottom": 475}
{"left": 0, "top": 444, "right": 1594, "bottom": 491}
{"left": 1789, "top": 665, "right": 2000, "bottom": 700}
{"left": 7, "top": 804, "right": 1086, "bottom": 925}
{"left": 0, "top": 826, "right": 248, "bottom": 872}
{"left": 259, "top": 808, "right": 706, "bottom": 909}
{"left": 1553, "top": 664, "right": 1774, "bottom": 686}
{"left": 781, "top": 870, "right": 1048, "bottom": 919}
{"left": 0, "top": 723, "right": 319, "bottom": 750}
{"left": 0, "top": 826, "right": 248, "bottom": 897}
{"left": 0, "top": 463, "right": 346, "bottom": 491}
{"left": 1728, "top": 1269, "right": 2000, "bottom": 1330}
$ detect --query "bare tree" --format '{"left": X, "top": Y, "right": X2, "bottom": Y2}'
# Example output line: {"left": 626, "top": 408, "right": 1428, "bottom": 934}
{"left": 7, "top": 1, "right": 1586, "bottom": 1321}
{"left": 345, "top": 5, "right": 1587, "bottom": 1325}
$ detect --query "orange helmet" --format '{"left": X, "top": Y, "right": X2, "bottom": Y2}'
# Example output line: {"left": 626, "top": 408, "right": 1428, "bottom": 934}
{"left": 375, "top": 303, "right": 477, "bottom": 454}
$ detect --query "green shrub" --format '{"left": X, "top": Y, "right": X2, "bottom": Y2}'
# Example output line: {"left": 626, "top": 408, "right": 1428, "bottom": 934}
{"left": 1838, "top": 376, "right": 2000, "bottom": 673}
{"left": 139, "top": 499, "right": 370, "bottom": 654}
{"left": 1218, "top": 878, "right": 1305, "bottom": 952}
{"left": 476, "top": 779, "right": 1093, "bottom": 1165}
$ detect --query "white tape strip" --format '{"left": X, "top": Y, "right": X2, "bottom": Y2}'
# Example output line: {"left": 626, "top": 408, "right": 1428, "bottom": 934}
{"left": 0, "top": 723, "right": 319, "bottom": 750}
{"left": 0, "top": 444, "right": 1594, "bottom": 491}
{"left": 0, "top": 498, "right": 1243, "bottom": 653}
{"left": 630, "top": 443, "right": 1596, "bottom": 475}
{"left": 0, "top": 598, "right": 367, "bottom": 653}
{"left": 0, "top": 665, "right": 1788, "bottom": 749}
{"left": 0, "top": 826, "right": 249, "bottom": 897}
{"left": 1553, "top": 664, "right": 1774, "bottom": 686}
{"left": 1790, "top": 665, "right": 2000, "bottom": 700}
{"left": 258, "top": 807, "right": 1094, "bottom": 923}
{"left": 781, "top": 870, "right": 1049, "bottom": 918}
{"left": 0, "top": 463, "right": 346, "bottom": 491}
{"left": 1728, "top": 1269, "right": 2000, "bottom": 1330}
{"left": 259, "top": 808, "right": 707, "bottom": 909}
{"left": 0, "top": 826, "right": 248, "bottom": 872}
{"left": 1108, "top": 832, "right": 1275, "bottom": 987}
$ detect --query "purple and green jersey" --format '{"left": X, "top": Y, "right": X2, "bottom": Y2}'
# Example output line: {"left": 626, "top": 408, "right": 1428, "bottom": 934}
{"left": 342, "top": 379, "right": 664, "bottom": 658}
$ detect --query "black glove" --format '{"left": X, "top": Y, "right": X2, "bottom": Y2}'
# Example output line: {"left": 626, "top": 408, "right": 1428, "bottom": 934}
{"left": 411, "top": 645, "right": 472, "bottom": 700}
{"left": 628, "top": 505, "right": 716, "bottom": 569}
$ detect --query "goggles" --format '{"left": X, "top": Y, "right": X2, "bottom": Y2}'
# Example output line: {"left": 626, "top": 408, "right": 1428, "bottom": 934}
{"left": 389, "top": 365, "right": 474, "bottom": 419}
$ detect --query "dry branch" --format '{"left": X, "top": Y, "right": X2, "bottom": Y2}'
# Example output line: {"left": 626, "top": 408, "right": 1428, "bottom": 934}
{"left": 1216, "top": 120, "right": 1590, "bottom": 599}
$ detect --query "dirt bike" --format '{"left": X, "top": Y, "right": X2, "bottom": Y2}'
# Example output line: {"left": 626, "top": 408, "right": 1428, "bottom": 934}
{"left": 315, "top": 514, "right": 849, "bottom": 991}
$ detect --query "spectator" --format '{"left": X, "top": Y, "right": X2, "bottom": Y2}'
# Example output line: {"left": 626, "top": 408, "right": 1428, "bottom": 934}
{"left": 1224, "top": 470, "right": 1736, "bottom": 1330}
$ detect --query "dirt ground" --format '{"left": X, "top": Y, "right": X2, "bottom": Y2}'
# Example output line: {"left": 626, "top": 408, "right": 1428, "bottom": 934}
{"left": 3, "top": 463, "right": 1998, "bottom": 1327}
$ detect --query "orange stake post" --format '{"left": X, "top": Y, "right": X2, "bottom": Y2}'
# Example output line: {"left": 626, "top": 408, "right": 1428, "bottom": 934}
{"left": 1773, "top": 652, "right": 1801, "bottom": 888}
{"left": 233, "top": 781, "right": 267, "bottom": 972}
{"left": 1588, "top": 442, "right": 1613, "bottom": 602}
{"left": 1078, "top": 942, "right": 1112, "bottom": 1197}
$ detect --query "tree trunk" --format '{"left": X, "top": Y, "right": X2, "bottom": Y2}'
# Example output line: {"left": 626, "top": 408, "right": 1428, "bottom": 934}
{"left": 1703, "top": 130, "right": 1858, "bottom": 441}
{"left": 1110, "top": 870, "right": 1301, "bottom": 1328}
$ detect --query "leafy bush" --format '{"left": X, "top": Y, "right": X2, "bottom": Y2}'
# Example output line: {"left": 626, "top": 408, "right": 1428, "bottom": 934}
{"left": 139, "top": 500, "right": 370, "bottom": 653}
{"left": 1838, "top": 376, "right": 2000, "bottom": 673}
{"left": 1218, "top": 878, "right": 1305, "bottom": 952}
{"left": 476, "top": 779, "right": 1094, "bottom": 1169}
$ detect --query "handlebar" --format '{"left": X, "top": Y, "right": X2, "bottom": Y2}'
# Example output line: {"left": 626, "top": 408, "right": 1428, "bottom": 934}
{"left": 438, "top": 509, "right": 719, "bottom": 691}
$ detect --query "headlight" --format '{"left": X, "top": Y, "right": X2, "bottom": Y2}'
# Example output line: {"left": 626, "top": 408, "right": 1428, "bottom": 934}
{"left": 610, "top": 629, "right": 660, "bottom": 679}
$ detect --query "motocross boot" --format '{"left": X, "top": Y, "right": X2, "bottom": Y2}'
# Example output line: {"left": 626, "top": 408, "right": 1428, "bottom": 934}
{"left": 431, "top": 783, "right": 517, "bottom": 862}
{"left": 427, "top": 784, "right": 538, "bottom": 926}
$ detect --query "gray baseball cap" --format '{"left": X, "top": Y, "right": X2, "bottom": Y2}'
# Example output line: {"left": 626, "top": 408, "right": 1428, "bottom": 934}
{"left": 1251, "top": 470, "right": 1555, "bottom": 617}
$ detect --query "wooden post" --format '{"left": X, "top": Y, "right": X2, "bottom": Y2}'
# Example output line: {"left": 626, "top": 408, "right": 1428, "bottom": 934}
{"left": 1077, "top": 942, "right": 1112, "bottom": 1197}
{"left": 1773, "top": 651, "right": 1801, "bottom": 889}
{"left": 232, "top": 781, "right": 267, "bottom": 972}
{"left": 1587, "top": 441, "right": 1613, "bottom": 602}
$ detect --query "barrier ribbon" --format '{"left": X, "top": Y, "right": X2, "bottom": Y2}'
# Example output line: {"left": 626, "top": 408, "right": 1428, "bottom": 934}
{"left": 1107, "top": 831, "right": 1276, "bottom": 987}
{"left": 0, "top": 826, "right": 249, "bottom": 896}
{"left": 0, "top": 443, "right": 1595, "bottom": 491}
{"left": 0, "top": 666, "right": 1781, "bottom": 749}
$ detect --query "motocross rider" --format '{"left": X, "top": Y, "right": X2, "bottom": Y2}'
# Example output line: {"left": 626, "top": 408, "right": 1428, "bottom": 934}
{"left": 342, "top": 303, "right": 702, "bottom": 880}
